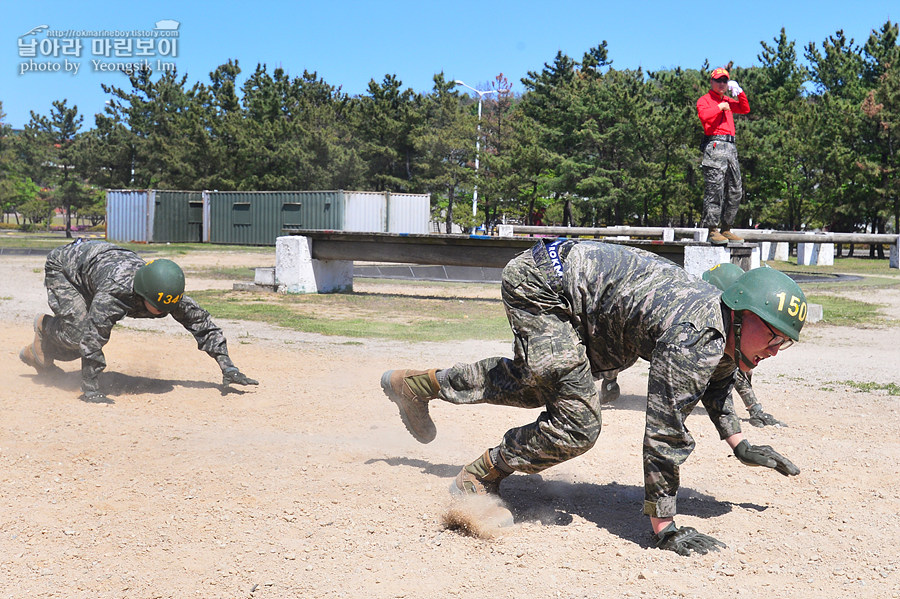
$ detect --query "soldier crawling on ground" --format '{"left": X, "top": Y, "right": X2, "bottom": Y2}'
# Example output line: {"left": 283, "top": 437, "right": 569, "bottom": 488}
{"left": 19, "top": 239, "right": 258, "bottom": 403}
{"left": 598, "top": 262, "right": 786, "bottom": 428}
{"left": 382, "top": 239, "right": 807, "bottom": 556}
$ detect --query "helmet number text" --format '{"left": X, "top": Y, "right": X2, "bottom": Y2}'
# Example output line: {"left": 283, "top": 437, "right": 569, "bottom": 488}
{"left": 157, "top": 292, "right": 183, "bottom": 305}
{"left": 775, "top": 292, "right": 807, "bottom": 322}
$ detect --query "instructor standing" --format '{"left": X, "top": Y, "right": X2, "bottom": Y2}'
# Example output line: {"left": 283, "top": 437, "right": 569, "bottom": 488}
{"left": 697, "top": 67, "right": 750, "bottom": 245}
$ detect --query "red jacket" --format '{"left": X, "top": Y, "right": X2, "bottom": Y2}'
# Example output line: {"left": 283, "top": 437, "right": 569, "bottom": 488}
{"left": 696, "top": 90, "right": 750, "bottom": 136}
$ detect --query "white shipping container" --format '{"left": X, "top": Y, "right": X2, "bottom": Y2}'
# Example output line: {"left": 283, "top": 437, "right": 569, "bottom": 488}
{"left": 106, "top": 190, "right": 155, "bottom": 243}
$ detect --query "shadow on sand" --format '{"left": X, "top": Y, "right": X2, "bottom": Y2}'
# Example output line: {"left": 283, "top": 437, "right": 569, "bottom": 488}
{"left": 24, "top": 368, "right": 247, "bottom": 403}
{"left": 368, "top": 455, "right": 767, "bottom": 548}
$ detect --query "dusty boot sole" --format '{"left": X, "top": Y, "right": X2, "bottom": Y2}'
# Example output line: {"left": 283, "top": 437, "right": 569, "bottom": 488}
{"left": 19, "top": 345, "right": 64, "bottom": 375}
{"left": 19, "top": 346, "right": 41, "bottom": 370}
{"left": 380, "top": 370, "right": 437, "bottom": 444}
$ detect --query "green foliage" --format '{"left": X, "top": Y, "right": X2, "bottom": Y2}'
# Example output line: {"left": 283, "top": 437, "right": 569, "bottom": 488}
{"left": 806, "top": 293, "right": 891, "bottom": 325}
{"left": 833, "top": 380, "right": 900, "bottom": 395}
{"left": 19, "top": 194, "right": 53, "bottom": 226}
{"left": 8, "top": 19, "right": 900, "bottom": 236}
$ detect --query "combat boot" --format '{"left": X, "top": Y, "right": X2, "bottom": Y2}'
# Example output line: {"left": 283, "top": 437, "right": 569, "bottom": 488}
{"left": 600, "top": 378, "right": 620, "bottom": 404}
{"left": 708, "top": 228, "right": 728, "bottom": 246}
{"left": 381, "top": 368, "right": 440, "bottom": 443}
{"left": 720, "top": 229, "right": 744, "bottom": 243}
{"left": 19, "top": 314, "right": 53, "bottom": 372}
{"left": 452, "top": 450, "right": 512, "bottom": 497}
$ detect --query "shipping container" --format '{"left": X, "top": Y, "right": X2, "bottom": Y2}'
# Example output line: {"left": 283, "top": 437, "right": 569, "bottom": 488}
{"left": 107, "top": 189, "right": 430, "bottom": 246}
{"left": 208, "top": 191, "right": 344, "bottom": 246}
{"left": 152, "top": 190, "right": 204, "bottom": 243}
{"left": 106, "top": 190, "right": 154, "bottom": 243}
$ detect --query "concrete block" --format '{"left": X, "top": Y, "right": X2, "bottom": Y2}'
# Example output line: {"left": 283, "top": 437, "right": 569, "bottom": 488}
{"left": 683, "top": 245, "right": 731, "bottom": 278}
{"left": 662, "top": 228, "right": 675, "bottom": 242}
{"left": 797, "top": 235, "right": 815, "bottom": 266}
{"left": 806, "top": 303, "right": 823, "bottom": 324}
{"left": 773, "top": 242, "right": 790, "bottom": 261}
{"left": 748, "top": 245, "right": 761, "bottom": 270}
{"left": 254, "top": 267, "right": 275, "bottom": 286}
{"left": 816, "top": 243, "right": 835, "bottom": 266}
{"left": 689, "top": 228, "right": 709, "bottom": 242}
{"left": 275, "top": 235, "right": 353, "bottom": 294}
{"left": 757, "top": 231, "right": 774, "bottom": 260}
{"left": 497, "top": 225, "right": 514, "bottom": 237}
{"left": 892, "top": 238, "right": 899, "bottom": 269}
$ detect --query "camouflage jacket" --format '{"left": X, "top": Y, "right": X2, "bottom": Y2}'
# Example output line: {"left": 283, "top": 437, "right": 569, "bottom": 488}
{"left": 48, "top": 241, "right": 234, "bottom": 391}
{"left": 536, "top": 240, "right": 740, "bottom": 518}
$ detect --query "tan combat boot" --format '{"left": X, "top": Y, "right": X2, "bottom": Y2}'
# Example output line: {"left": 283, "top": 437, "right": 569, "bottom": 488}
{"left": 19, "top": 314, "right": 53, "bottom": 372}
{"left": 381, "top": 369, "right": 440, "bottom": 443}
{"left": 720, "top": 229, "right": 744, "bottom": 243}
{"left": 708, "top": 228, "right": 728, "bottom": 245}
{"left": 451, "top": 450, "right": 512, "bottom": 497}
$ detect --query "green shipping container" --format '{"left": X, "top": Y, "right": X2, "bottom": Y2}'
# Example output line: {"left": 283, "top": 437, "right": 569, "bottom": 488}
{"left": 208, "top": 191, "right": 344, "bottom": 246}
{"left": 152, "top": 191, "right": 204, "bottom": 243}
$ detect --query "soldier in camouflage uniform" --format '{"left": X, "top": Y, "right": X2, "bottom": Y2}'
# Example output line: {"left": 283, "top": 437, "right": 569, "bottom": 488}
{"left": 19, "top": 239, "right": 258, "bottom": 403}
{"left": 697, "top": 67, "right": 750, "bottom": 245}
{"left": 382, "top": 239, "right": 806, "bottom": 555}
{"left": 599, "top": 262, "right": 786, "bottom": 427}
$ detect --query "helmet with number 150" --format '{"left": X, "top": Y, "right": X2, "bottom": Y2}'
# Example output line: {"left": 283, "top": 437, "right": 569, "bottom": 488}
{"left": 721, "top": 267, "right": 807, "bottom": 341}
{"left": 133, "top": 259, "right": 185, "bottom": 313}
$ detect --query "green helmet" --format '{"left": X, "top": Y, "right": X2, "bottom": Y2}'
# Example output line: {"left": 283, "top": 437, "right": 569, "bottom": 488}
{"left": 702, "top": 262, "right": 745, "bottom": 291}
{"left": 721, "top": 267, "right": 807, "bottom": 341}
{"left": 133, "top": 259, "right": 185, "bottom": 312}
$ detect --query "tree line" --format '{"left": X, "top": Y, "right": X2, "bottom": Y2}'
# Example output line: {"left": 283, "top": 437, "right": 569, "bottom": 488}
{"left": 0, "top": 22, "right": 897, "bottom": 239}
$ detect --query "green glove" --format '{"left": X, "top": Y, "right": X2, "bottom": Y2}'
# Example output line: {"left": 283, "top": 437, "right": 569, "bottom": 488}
{"left": 222, "top": 367, "right": 259, "bottom": 386}
{"left": 747, "top": 404, "right": 785, "bottom": 428}
{"left": 734, "top": 440, "right": 799, "bottom": 476}
{"left": 656, "top": 523, "right": 726, "bottom": 556}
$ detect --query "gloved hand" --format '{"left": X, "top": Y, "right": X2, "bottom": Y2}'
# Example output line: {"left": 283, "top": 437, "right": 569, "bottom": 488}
{"left": 80, "top": 390, "right": 112, "bottom": 403}
{"left": 599, "top": 379, "right": 620, "bottom": 404}
{"left": 727, "top": 80, "right": 743, "bottom": 97}
{"left": 734, "top": 440, "right": 799, "bottom": 476}
{"left": 656, "top": 523, "right": 726, "bottom": 556}
{"left": 222, "top": 367, "right": 259, "bottom": 386}
{"left": 747, "top": 404, "right": 785, "bottom": 428}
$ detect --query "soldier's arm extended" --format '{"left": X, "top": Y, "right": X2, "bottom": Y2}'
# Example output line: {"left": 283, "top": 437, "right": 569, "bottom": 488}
{"left": 642, "top": 325, "right": 724, "bottom": 522}
{"left": 169, "top": 296, "right": 257, "bottom": 386}
{"left": 642, "top": 324, "right": 734, "bottom": 556}
{"left": 699, "top": 356, "right": 742, "bottom": 440}
{"left": 735, "top": 370, "right": 785, "bottom": 427}
{"left": 79, "top": 292, "right": 129, "bottom": 395}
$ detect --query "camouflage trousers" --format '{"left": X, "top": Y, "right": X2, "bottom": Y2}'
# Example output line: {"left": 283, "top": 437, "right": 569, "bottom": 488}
{"left": 438, "top": 250, "right": 601, "bottom": 474}
{"left": 39, "top": 245, "right": 93, "bottom": 363}
{"left": 700, "top": 138, "right": 742, "bottom": 229}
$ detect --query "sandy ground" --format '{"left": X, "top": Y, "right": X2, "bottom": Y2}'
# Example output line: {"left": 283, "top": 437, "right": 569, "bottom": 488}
{"left": 1, "top": 250, "right": 899, "bottom": 599}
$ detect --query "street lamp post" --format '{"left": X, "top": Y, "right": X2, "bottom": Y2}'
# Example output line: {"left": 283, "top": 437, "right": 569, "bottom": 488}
{"left": 454, "top": 80, "right": 498, "bottom": 223}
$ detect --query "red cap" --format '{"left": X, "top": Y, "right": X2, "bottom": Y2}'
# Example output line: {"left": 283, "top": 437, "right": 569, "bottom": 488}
{"left": 711, "top": 67, "right": 730, "bottom": 80}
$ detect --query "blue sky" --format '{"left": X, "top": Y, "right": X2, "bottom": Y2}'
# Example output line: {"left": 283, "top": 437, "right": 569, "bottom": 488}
{"left": 1, "top": 0, "right": 896, "bottom": 129}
